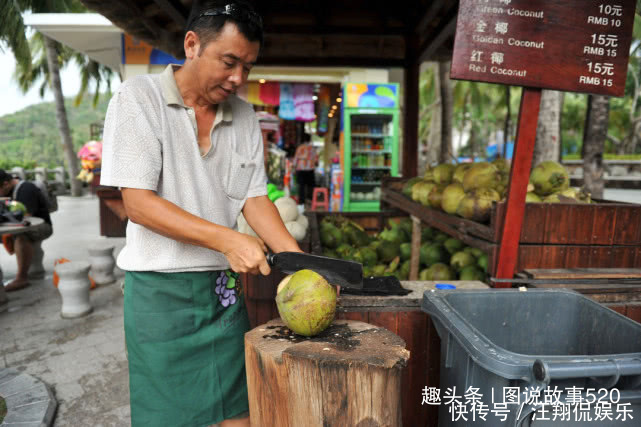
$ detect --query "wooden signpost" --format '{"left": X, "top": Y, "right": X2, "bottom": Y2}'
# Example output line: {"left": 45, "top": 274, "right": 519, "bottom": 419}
{"left": 450, "top": 0, "right": 637, "bottom": 284}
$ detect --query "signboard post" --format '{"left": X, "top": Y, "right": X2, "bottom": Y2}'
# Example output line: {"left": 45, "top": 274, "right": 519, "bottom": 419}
{"left": 450, "top": 0, "right": 637, "bottom": 284}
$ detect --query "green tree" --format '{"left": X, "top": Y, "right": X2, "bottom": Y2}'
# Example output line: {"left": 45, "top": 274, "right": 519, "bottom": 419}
{"left": 0, "top": 0, "right": 115, "bottom": 195}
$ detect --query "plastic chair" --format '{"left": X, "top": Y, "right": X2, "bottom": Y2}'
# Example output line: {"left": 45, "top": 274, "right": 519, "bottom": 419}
{"left": 311, "top": 187, "right": 329, "bottom": 211}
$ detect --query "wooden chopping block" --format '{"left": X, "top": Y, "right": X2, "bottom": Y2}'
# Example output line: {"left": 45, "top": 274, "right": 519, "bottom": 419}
{"left": 245, "top": 319, "right": 410, "bottom": 427}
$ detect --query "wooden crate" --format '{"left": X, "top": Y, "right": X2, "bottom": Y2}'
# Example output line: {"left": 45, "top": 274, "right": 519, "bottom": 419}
{"left": 381, "top": 177, "right": 641, "bottom": 246}
{"left": 381, "top": 178, "right": 641, "bottom": 276}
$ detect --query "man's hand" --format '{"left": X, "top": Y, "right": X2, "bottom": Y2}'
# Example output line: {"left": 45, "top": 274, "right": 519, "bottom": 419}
{"left": 223, "top": 232, "right": 271, "bottom": 276}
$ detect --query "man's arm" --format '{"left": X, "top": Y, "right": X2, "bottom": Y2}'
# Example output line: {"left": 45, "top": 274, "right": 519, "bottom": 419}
{"left": 121, "top": 188, "right": 271, "bottom": 275}
{"left": 243, "top": 195, "right": 301, "bottom": 254}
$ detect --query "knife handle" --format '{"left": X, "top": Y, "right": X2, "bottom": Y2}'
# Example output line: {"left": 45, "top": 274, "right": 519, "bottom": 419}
{"left": 266, "top": 253, "right": 276, "bottom": 266}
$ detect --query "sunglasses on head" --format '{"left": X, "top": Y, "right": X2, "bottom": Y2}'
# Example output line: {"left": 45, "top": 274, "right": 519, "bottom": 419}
{"left": 195, "top": 4, "right": 263, "bottom": 29}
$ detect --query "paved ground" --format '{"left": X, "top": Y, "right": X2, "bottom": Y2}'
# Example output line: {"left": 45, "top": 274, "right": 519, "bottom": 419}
{"left": 1, "top": 194, "right": 129, "bottom": 426}
{"left": 0, "top": 189, "right": 639, "bottom": 426}
{"left": 604, "top": 188, "right": 641, "bottom": 204}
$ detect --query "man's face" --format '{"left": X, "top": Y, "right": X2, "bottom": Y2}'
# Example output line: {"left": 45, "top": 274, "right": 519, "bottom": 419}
{"left": 189, "top": 22, "right": 260, "bottom": 104}
{"left": 0, "top": 180, "right": 12, "bottom": 197}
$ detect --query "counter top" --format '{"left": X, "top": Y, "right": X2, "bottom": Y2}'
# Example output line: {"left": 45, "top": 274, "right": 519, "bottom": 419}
{"left": 338, "top": 280, "right": 489, "bottom": 309}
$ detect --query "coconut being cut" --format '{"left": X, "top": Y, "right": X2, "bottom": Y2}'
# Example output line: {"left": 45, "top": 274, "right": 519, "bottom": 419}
{"left": 275, "top": 269, "right": 338, "bottom": 337}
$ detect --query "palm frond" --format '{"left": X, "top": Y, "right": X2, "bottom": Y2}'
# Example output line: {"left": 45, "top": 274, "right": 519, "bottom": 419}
{"left": 0, "top": 0, "right": 32, "bottom": 69}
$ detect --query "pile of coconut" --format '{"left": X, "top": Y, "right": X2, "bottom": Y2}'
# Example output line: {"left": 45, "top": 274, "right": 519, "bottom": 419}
{"left": 237, "top": 196, "right": 309, "bottom": 242}
{"left": 403, "top": 160, "right": 589, "bottom": 223}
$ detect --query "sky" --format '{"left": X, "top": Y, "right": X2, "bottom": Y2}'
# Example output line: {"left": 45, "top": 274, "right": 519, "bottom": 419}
{"left": 0, "top": 42, "right": 120, "bottom": 117}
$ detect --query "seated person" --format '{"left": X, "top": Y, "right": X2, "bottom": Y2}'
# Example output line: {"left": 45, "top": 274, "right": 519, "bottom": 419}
{"left": 0, "top": 169, "right": 53, "bottom": 291}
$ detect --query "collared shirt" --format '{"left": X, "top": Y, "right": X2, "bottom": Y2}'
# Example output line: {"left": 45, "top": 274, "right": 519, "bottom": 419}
{"left": 101, "top": 64, "right": 267, "bottom": 272}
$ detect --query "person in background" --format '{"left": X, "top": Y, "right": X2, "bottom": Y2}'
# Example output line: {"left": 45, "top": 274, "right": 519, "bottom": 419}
{"left": 293, "top": 132, "right": 318, "bottom": 208}
{"left": 0, "top": 169, "right": 53, "bottom": 291}
{"left": 99, "top": 2, "right": 301, "bottom": 426}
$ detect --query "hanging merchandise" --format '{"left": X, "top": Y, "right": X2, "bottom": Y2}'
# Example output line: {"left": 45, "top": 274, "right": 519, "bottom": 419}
{"left": 293, "top": 83, "right": 315, "bottom": 122}
{"left": 259, "top": 81, "right": 280, "bottom": 106}
{"left": 316, "top": 85, "right": 331, "bottom": 135}
{"left": 246, "top": 82, "right": 265, "bottom": 106}
{"left": 279, "top": 83, "right": 296, "bottom": 120}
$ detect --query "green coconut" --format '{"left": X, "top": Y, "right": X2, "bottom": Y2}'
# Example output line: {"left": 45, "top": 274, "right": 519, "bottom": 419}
{"left": 443, "top": 238, "right": 464, "bottom": 255}
{"left": 434, "top": 232, "right": 450, "bottom": 244}
{"left": 403, "top": 177, "right": 423, "bottom": 198}
{"left": 433, "top": 163, "right": 456, "bottom": 185}
{"left": 459, "top": 265, "right": 486, "bottom": 281}
{"left": 462, "top": 162, "right": 501, "bottom": 192}
{"left": 427, "top": 263, "right": 455, "bottom": 280}
{"left": 423, "top": 167, "right": 434, "bottom": 181}
{"left": 320, "top": 223, "right": 343, "bottom": 249}
{"left": 345, "top": 223, "right": 371, "bottom": 247}
{"left": 399, "top": 260, "right": 411, "bottom": 280}
{"left": 492, "top": 157, "right": 511, "bottom": 175}
{"left": 456, "top": 188, "right": 501, "bottom": 222}
{"left": 276, "top": 270, "right": 337, "bottom": 337}
{"left": 419, "top": 268, "right": 432, "bottom": 281}
{"left": 412, "top": 180, "right": 436, "bottom": 206}
{"left": 354, "top": 247, "right": 378, "bottom": 267}
{"left": 428, "top": 184, "right": 447, "bottom": 211}
{"left": 322, "top": 249, "right": 338, "bottom": 258}
{"left": 400, "top": 242, "right": 412, "bottom": 261}
{"left": 466, "top": 247, "right": 485, "bottom": 259}
{"left": 441, "top": 183, "right": 466, "bottom": 214}
{"left": 377, "top": 239, "right": 401, "bottom": 263}
{"left": 398, "top": 218, "right": 413, "bottom": 242}
{"left": 477, "top": 253, "right": 489, "bottom": 273}
{"left": 420, "top": 243, "right": 447, "bottom": 267}
{"left": 530, "top": 161, "right": 569, "bottom": 196}
{"left": 453, "top": 163, "right": 473, "bottom": 184}
{"left": 372, "top": 264, "right": 387, "bottom": 276}
{"left": 422, "top": 226, "right": 435, "bottom": 241}
{"left": 526, "top": 192, "right": 542, "bottom": 203}
{"left": 450, "top": 251, "right": 476, "bottom": 271}
{"left": 336, "top": 243, "right": 353, "bottom": 259}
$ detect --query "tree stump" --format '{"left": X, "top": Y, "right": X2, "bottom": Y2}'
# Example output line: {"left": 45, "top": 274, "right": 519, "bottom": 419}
{"left": 245, "top": 319, "right": 410, "bottom": 427}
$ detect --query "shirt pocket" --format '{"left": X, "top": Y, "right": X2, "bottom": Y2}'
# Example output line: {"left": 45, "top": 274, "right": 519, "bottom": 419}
{"left": 224, "top": 151, "right": 256, "bottom": 200}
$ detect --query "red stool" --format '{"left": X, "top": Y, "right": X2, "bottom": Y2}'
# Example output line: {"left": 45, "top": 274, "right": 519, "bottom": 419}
{"left": 311, "top": 187, "right": 329, "bottom": 211}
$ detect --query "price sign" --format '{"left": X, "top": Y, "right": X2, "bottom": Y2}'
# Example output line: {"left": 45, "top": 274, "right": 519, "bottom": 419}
{"left": 450, "top": 0, "right": 636, "bottom": 97}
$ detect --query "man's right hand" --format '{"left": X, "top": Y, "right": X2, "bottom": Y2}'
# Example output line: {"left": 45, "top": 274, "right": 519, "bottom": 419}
{"left": 223, "top": 232, "right": 271, "bottom": 276}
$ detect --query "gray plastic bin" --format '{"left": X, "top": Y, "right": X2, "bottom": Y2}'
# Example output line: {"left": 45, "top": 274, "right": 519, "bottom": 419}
{"left": 422, "top": 289, "right": 641, "bottom": 426}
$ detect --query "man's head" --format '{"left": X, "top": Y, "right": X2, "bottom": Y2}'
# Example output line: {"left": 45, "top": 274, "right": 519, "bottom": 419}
{"left": 0, "top": 169, "right": 15, "bottom": 197}
{"left": 183, "top": 1, "right": 263, "bottom": 104}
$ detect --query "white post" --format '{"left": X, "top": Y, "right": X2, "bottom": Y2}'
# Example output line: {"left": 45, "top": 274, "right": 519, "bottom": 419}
{"left": 34, "top": 166, "right": 47, "bottom": 183}
{"left": 55, "top": 261, "right": 93, "bottom": 318}
{"left": 11, "top": 167, "right": 26, "bottom": 181}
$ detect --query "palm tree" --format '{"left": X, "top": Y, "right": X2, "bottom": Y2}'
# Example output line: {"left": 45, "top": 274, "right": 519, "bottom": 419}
{"left": 533, "top": 90, "right": 563, "bottom": 165}
{"left": 0, "top": 0, "right": 110, "bottom": 196}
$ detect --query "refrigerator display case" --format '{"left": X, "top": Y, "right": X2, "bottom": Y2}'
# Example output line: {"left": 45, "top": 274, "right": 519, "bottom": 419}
{"left": 342, "top": 83, "right": 400, "bottom": 212}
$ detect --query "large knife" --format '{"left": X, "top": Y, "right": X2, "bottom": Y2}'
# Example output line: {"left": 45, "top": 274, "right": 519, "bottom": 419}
{"left": 266, "top": 252, "right": 363, "bottom": 289}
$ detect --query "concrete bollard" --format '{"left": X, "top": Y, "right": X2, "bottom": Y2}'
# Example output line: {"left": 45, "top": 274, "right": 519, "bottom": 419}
{"left": 55, "top": 261, "right": 93, "bottom": 318}
{"left": 11, "top": 167, "right": 26, "bottom": 181}
{"left": 88, "top": 242, "right": 116, "bottom": 285}
{"left": 34, "top": 167, "right": 47, "bottom": 183}
{"left": 28, "top": 240, "right": 46, "bottom": 280}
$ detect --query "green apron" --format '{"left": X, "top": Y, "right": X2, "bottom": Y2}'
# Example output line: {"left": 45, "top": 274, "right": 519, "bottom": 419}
{"left": 124, "top": 270, "right": 250, "bottom": 427}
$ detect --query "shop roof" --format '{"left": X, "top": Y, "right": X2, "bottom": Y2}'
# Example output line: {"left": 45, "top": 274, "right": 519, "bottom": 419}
{"left": 77, "top": 0, "right": 458, "bottom": 67}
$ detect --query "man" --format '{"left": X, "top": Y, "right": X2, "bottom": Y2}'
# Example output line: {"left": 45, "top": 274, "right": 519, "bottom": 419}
{"left": 100, "top": 2, "right": 301, "bottom": 426}
{"left": 293, "top": 132, "right": 318, "bottom": 207}
{"left": 0, "top": 169, "right": 53, "bottom": 291}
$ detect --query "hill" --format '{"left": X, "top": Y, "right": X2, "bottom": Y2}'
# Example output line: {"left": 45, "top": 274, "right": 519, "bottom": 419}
{"left": 0, "top": 95, "right": 111, "bottom": 169}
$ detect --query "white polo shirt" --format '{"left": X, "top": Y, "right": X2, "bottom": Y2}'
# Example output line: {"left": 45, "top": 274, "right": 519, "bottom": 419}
{"left": 101, "top": 64, "right": 267, "bottom": 272}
